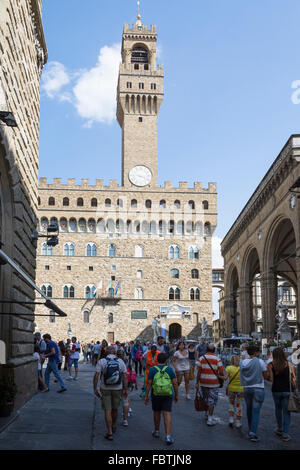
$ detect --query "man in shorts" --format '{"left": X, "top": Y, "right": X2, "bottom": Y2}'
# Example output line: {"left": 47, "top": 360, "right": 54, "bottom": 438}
{"left": 67, "top": 337, "right": 80, "bottom": 380}
{"left": 196, "top": 343, "right": 225, "bottom": 426}
{"left": 144, "top": 353, "right": 178, "bottom": 446}
{"left": 93, "top": 345, "right": 128, "bottom": 440}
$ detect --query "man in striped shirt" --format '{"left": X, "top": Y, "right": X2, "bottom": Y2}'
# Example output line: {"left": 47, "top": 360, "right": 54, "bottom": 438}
{"left": 196, "top": 343, "right": 225, "bottom": 426}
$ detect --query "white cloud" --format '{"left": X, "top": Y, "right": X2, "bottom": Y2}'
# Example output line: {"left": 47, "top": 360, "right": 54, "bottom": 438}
{"left": 212, "top": 236, "right": 224, "bottom": 269}
{"left": 41, "top": 44, "right": 121, "bottom": 126}
{"left": 41, "top": 61, "right": 70, "bottom": 99}
{"left": 73, "top": 44, "right": 121, "bottom": 125}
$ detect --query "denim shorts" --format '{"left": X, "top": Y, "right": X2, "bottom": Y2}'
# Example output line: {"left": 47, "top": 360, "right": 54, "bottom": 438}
{"left": 68, "top": 358, "right": 79, "bottom": 369}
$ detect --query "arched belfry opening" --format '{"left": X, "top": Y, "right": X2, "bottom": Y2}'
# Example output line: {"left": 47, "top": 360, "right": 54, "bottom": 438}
{"left": 131, "top": 45, "right": 148, "bottom": 64}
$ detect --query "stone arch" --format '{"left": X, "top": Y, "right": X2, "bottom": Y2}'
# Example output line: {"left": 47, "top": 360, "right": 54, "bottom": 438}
{"left": 263, "top": 216, "right": 297, "bottom": 286}
{"left": 131, "top": 95, "right": 135, "bottom": 113}
{"left": 262, "top": 216, "right": 298, "bottom": 336}
{"left": 169, "top": 323, "right": 182, "bottom": 340}
{"left": 241, "top": 245, "right": 261, "bottom": 334}
{"left": 136, "top": 95, "right": 141, "bottom": 114}
{"left": 225, "top": 263, "right": 240, "bottom": 336}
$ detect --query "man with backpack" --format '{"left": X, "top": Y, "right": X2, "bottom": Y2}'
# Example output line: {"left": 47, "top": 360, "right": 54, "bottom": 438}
{"left": 93, "top": 345, "right": 128, "bottom": 441}
{"left": 144, "top": 352, "right": 178, "bottom": 446}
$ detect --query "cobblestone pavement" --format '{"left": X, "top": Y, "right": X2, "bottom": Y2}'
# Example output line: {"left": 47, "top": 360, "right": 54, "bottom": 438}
{"left": 0, "top": 362, "right": 299, "bottom": 450}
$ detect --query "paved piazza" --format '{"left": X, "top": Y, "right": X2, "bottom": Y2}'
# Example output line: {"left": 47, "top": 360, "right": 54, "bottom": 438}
{"left": 0, "top": 361, "right": 299, "bottom": 451}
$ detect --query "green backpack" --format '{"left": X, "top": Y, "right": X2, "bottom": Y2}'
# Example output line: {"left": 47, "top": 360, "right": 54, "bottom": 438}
{"left": 152, "top": 366, "right": 173, "bottom": 396}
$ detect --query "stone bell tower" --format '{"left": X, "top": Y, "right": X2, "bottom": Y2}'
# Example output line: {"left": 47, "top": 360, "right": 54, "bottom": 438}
{"left": 116, "top": 4, "right": 164, "bottom": 188}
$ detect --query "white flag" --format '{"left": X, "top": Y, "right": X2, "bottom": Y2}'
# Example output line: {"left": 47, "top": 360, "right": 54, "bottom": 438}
{"left": 95, "top": 280, "right": 102, "bottom": 292}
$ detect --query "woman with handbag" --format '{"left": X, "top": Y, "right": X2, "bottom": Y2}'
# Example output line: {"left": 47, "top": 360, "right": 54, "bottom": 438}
{"left": 224, "top": 355, "right": 244, "bottom": 428}
{"left": 267, "top": 347, "right": 298, "bottom": 442}
{"left": 188, "top": 343, "right": 196, "bottom": 381}
{"left": 172, "top": 341, "right": 191, "bottom": 400}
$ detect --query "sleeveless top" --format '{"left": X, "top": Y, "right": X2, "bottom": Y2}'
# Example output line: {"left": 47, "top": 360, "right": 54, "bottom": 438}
{"left": 188, "top": 350, "right": 195, "bottom": 361}
{"left": 271, "top": 363, "right": 292, "bottom": 393}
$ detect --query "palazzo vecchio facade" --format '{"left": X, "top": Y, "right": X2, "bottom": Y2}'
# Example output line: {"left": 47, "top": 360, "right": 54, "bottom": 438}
{"left": 35, "top": 12, "right": 217, "bottom": 343}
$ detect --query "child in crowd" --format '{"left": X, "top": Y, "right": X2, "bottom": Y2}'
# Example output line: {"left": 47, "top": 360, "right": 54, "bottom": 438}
{"left": 33, "top": 344, "right": 48, "bottom": 392}
{"left": 117, "top": 350, "right": 136, "bottom": 425}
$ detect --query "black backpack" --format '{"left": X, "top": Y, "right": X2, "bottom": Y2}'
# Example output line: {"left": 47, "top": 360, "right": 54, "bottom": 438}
{"left": 103, "top": 357, "right": 121, "bottom": 385}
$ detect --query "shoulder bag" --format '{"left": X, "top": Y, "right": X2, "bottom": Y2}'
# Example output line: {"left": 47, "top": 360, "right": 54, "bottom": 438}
{"left": 225, "top": 367, "right": 240, "bottom": 396}
{"left": 287, "top": 363, "right": 300, "bottom": 413}
{"left": 203, "top": 355, "right": 224, "bottom": 388}
{"left": 194, "top": 389, "right": 208, "bottom": 412}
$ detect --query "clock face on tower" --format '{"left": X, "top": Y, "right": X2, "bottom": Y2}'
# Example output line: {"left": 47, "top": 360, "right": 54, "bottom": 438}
{"left": 129, "top": 165, "right": 152, "bottom": 187}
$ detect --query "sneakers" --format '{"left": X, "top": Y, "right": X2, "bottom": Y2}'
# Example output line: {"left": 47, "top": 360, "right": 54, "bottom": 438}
{"left": 186, "top": 394, "right": 191, "bottom": 400}
{"left": 57, "top": 388, "right": 67, "bottom": 393}
{"left": 235, "top": 421, "right": 242, "bottom": 429}
{"left": 281, "top": 434, "right": 291, "bottom": 442}
{"left": 249, "top": 433, "right": 260, "bottom": 442}
{"left": 166, "top": 435, "right": 174, "bottom": 445}
{"left": 274, "top": 428, "right": 283, "bottom": 437}
{"left": 73, "top": 377, "right": 78, "bottom": 381}
{"left": 152, "top": 431, "right": 160, "bottom": 438}
{"left": 229, "top": 416, "right": 234, "bottom": 427}
{"left": 66, "top": 376, "right": 73, "bottom": 381}
{"left": 207, "top": 417, "right": 217, "bottom": 426}
{"left": 122, "top": 420, "right": 128, "bottom": 427}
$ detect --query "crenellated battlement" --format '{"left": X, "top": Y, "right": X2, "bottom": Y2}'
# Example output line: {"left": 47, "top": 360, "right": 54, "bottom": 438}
{"left": 38, "top": 178, "right": 217, "bottom": 193}
{"left": 123, "top": 23, "right": 156, "bottom": 34}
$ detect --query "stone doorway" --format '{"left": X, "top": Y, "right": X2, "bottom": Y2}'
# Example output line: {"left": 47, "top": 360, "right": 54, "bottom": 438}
{"left": 169, "top": 323, "right": 182, "bottom": 340}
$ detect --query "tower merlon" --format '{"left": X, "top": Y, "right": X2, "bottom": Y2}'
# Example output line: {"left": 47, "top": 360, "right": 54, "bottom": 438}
{"left": 123, "top": 24, "right": 156, "bottom": 34}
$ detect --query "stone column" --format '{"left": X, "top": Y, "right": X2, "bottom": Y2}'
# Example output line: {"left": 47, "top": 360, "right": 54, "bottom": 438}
{"left": 223, "top": 295, "right": 234, "bottom": 337}
{"left": 261, "top": 271, "right": 277, "bottom": 338}
{"left": 238, "top": 285, "right": 253, "bottom": 335}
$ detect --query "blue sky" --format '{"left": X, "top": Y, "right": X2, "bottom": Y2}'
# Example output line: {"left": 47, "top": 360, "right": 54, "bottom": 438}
{"left": 39, "top": 0, "right": 300, "bottom": 248}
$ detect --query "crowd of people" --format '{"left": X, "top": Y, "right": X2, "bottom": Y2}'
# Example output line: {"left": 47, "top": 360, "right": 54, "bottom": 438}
{"left": 33, "top": 333, "right": 300, "bottom": 446}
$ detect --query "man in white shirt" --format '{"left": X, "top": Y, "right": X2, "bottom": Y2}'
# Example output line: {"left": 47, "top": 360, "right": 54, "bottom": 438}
{"left": 93, "top": 346, "right": 128, "bottom": 440}
{"left": 240, "top": 345, "right": 269, "bottom": 442}
{"left": 67, "top": 336, "right": 81, "bottom": 381}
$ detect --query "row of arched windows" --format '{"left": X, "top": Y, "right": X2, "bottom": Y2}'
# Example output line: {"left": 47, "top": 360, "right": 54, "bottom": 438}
{"left": 42, "top": 243, "right": 201, "bottom": 260}
{"left": 42, "top": 284, "right": 201, "bottom": 300}
{"left": 39, "top": 217, "right": 212, "bottom": 236}
{"left": 41, "top": 198, "right": 209, "bottom": 210}
{"left": 168, "top": 287, "right": 201, "bottom": 300}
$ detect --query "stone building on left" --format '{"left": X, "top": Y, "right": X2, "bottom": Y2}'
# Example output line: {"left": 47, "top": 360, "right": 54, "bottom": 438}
{"left": 0, "top": 0, "right": 47, "bottom": 409}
